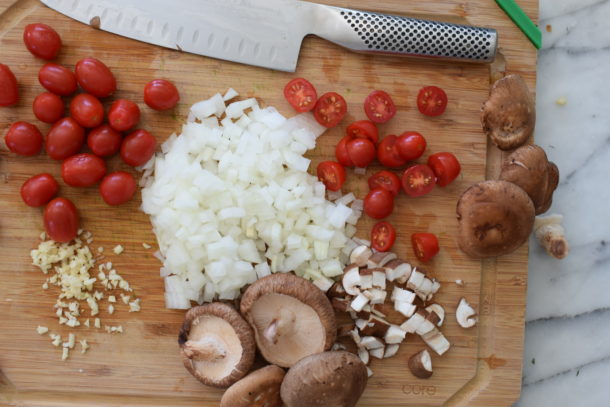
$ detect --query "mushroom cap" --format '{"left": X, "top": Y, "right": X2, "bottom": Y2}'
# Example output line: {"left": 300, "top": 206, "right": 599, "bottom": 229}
{"left": 220, "top": 365, "right": 285, "bottom": 407}
{"left": 499, "top": 144, "right": 559, "bottom": 214}
{"left": 456, "top": 180, "right": 535, "bottom": 258}
{"left": 240, "top": 273, "right": 336, "bottom": 368}
{"left": 280, "top": 351, "right": 368, "bottom": 407}
{"left": 481, "top": 74, "right": 536, "bottom": 150}
{"left": 178, "top": 302, "right": 255, "bottom": 388}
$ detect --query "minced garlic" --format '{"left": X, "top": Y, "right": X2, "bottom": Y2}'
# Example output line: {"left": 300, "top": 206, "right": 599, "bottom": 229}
{"left": 113, "top": 245, "right": 124, "bottom": 255}
{"left": 36, "top": 326, "right": 49, "bottom": 335}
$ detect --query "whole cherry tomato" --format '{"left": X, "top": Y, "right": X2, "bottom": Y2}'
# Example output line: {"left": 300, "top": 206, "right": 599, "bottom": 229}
{"left": 100, "top": 172, "right": 137, "bottom": 206}
{"left": 346, "top": 120, "right": 378, "bottom": 143}
{"left": 87, "top": 124, "right": 122, "bottom": 157}
{"left": 335, "top": 136, "right": 354, "bottom": 167}
{"left": 364, "top": 90, "right": 396, "bottom": 123}
{"left": 120, "top": 129, "right": 157, "bottom": 166}
{"left": 313, "top": 92, "right": 347, "bottom": 128}
{"left": 43, "top": 197, "right": 79, "bottom": 243}
{"left": 397, "top": 131, "right": 427, "bottom": 161}
{"left": 4, "top": 121, "right": 42, "bottom": 156}
{"left": 368, "top": 170, "right": 401, "bottom": 197}
{"left": 428, "top": 152, "right": 461, "bottom": 187}
{"left": 412, "top": 233, "right": 440, "bottom": 262}
{"left": 33, "top": 92, "right": 64, "bottom": 124}
{"left": 402, "top": 164, "right": 436, "bottom": 197}
{"left": 364, "top": 187, "right": 394, "bottom": 219}
{"left": 377, "top": 135, "right": 406, "bottom": 168}
{"left": 70, "top": 93, "right": 104, "bottom": 128}
{"left": 346, "top": 138, "right": 376, "bottom": 168}
{"left": 283, "top": 78, "right": 316, "bottom": 113}
{"left": 417, "top": 86, "right": 448, "bottom": 117}
{"left": 38, "top": 63, "right": 77, "bottom": 96}
{"left": 61, "top": 153, "right": 107, "bottom": 187}
{"left": 108, "top": 99, "right": 140, "bottom": 132}
{"left": 371, "top": 221, "right": 396, "bottom": 252}
{"left": 0, "top": 63, "right": 19, "bottom": 106}
{"left": 46, "top": 117, "right": 85, "bottom": 160}
{"left": 20, "top": 173, "right": 59, "bottom": 207}
{"left": 75, "top": 58, "right": 116, "bottom": 98}
{"left": 316, "top": 161, "right": 346, "bottom": 192}
{"left": 23, "top": 23, "right": 61, "bottom": 60}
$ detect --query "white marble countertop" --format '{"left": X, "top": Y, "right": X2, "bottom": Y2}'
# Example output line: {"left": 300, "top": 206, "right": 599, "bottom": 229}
{"left": 515, "top": 0, "right": 610, "bottom": 406}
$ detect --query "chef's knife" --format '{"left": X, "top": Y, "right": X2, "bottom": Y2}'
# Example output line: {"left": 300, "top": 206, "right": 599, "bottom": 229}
{"left": 40, "top": 0, "right": 498, "bottom": 72}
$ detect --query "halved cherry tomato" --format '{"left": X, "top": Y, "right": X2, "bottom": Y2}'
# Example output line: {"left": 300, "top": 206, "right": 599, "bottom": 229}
{"left": 87, "top": 124, "right": 122, "bottom": 157}
{"left": 46, "top": 117, "right": 85, "bottom": 160}
{"left": 108, "top": 99, "right": 140, "bottom": 132}
{"left": 313, "top": 92, "right": 347, "bottom": 128}
{"left": 368, "top": 170, "right": 401, "bottom": 197}
{"left": 377, "top": 135, "right": 406, "bottom": 168}
{"left": 38, "top": 63, "right": 77, "bottom": 96}
{"left": 371, "top": 221, "right": 396, "bottom": 252}
{"left": 364, "top": 90, "right": 396, "bottom": 123}
{"left": 144, "top": 79, "right": 180, "bottom": 111}
{"left": 346, "top": 138, "right": 376, "bottom": 168}
{"left": 33, "top": 92, "right": 64, "bottom": 124}
{"left": 335, "top": 136, "right": 354, "bottom": 167}
{"left": 23, "top": 23, "right": 61, "bottom": 60}
{"left": 428, "top": 152, "right": 461, "bottom": 187}
{"left": 412, "top": 233, "right": 440, "bottom": 262}
{"left": 417, "top": 86, "right": 448, "bottom": 117}
{"left": 316, "top": 161, "right": 346, "bottom": 192}
{"left": 397, "top": 131, "right": 427, "bottom": 161}
{"left": 346, "top": 120, "right": 378, "bottom": 143}
{"left": 43, "top": 197, "right": 79, "bottom": 243}
{"left": 284, "top": 78, "right": 317, "bottom": 113}
{"left": 70, "top": 93, "right": 104, "bottom": 128}
{"left": 21, "top": 173, "right": 59, "bottom": 207}
{"left": 0, "top": 63, "right": 19, "bottom": 106}
{"left": 120, "top": 129, "right": 157, "bottom": 166}
{"left": 61, "top": 153, "right": 107, "bottom": 187}
{"left": 402, "top": 164, "right": 436, "bottom": 197}
{"left": 5, "top": 122, "right": 43, "bottom": 156}
{"left": 75, "top": 58, "right": 116, "bottom": 98}
{"left": 100, "top": 172, "right": 137, "bottom": 206}
{"left": 364, "top": 187, "right": 394, "bottom": 219}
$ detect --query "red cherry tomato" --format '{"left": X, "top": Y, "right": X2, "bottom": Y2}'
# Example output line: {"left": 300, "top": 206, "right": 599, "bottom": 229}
{"left": 87, "top": 124, "right": 122, "bottom": 157}
{"left": 144, "top": 79, "right": 180, "bottom": 111}
{"left": 364, "top": 187, "right": 394, "bottom": 219}
{"left": 20, "top": 173, "right": 59, "bottom": 207}
{"left": 108, "top": 99, "right": 140, "bottom": 132}
{"left": 377, "top": 135, "right": 406, "bottom": 168}
{"left": 335, "top": 136, "right": 354, "bottom": 167}
{"left": 33, "top": 92, "right": 64, "bottom": 124}
{"left": 417, "top": 86, "right": 448, "bottom": 117}
{"left": 397, "top": 131, "right": 427, "bottom": 161}
{"left": 23, "top": 23, "right": 61, "bottom": 60}
{"left": 5, "top": 122, "right": 43, "bottom": 156}
{"left": 100, "top": 172, "right": 137, "bottom": 206}
{"left": 0, "top": 63, "right": 19, "bottom": 106}
{"left": 61, "top": 153, "right": 107, "bottom": 187}
{"left": 368, "top": 170, "right": 401, "bottom": 197}
{"left": 284, "top": 78, "right": 317, "bottom": 113}
{"left": 428, "top": 152, "right": 461, "bottom": 187}
{"left": 70, "top": 93, "right": 104, "bottom": 128}
{"left": 38, "top": 63, "right": 77, "bottom": 96}
{"left": 402, "top": 164, "right": 436, "bottom": 197}
{"left": 313, "top": 92, "right": 347, "bottom": 128}
{"left": 346, "top": 138, "right": 376, "bottom": 168}
{"left": 46, "top": 117, "right": 85, "bottom": 160}
{"left": 75, "top": 58, "right": 116, "bottom": 98}
{"left": 371, "top": 221, "right": 396, "bottom": 252}
{"left": 364, "top": 90, "right": 396, "bottom": 124}
{"left": 412, "top": 233, "right": 440, "bottom": 262}
{"left": 346, "top": 120, "right": 378, "bottom": 143}
{"left": 316, "top": 161, "right": 346, "bottom": 192}
{"left": 120, "top": 129, "right": 157, "bottom": 166}
{"left": 43, "top": 197, "right": 79, "bottom": 243}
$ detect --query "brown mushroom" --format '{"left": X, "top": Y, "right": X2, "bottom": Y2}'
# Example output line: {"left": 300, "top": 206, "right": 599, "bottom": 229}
{"left": 457, "top": 180, "right": 535, "bottom": 258}
{"left": 280, "top": 351, "right": 368, "bottom": 407}
{"left": 481, "top": 74, "right": 536, "bottom": 150}
{"left": 408, "top": 349, "right": 433, "bottom": 379}
{"left": 499, "top": 144, "right": 559, "bottom": 214}
{"left": 220, "top": 365, "right": 285, "bottom": 407}
{"left": 240, "top": 273, "right": 336, "bottom": 368}
{"left": 178, "top": 302, "right": 255, "bottom": 388}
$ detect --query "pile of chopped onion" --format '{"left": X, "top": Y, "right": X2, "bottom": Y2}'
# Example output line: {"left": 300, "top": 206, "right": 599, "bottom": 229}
{"left": 140, "top": 89, "right": 362, "bottom": 308}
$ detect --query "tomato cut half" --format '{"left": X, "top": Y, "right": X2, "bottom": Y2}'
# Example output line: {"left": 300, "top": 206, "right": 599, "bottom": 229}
{"left": 428, "top": 152, "right": 461, "bottom": 187}
{"left": 364, "top": 90, "right": 396, "bottom": 123}
{"left": 284, "top": 78, "right": 317, "bottom": 113}
{"left": 346, "top": 120, "right": 379, "bottom": 143}
{"left": 346, "top": 138, "right": 376, "bottom": 168}
{"left": 371, "top": 221, "right": 396, "bottom": 252}
{"left": 364, "top": 187, "right": 394, "bottom": 219}
{"left": 377, "top": 135, "right": 406, "bottom": 168}
{"left": 335, "top": 136, "right": 354, "bottom": 167}
{"left": 417, "top": 86, "right": 448, "bottom": 117}
{"left": 402, "top": 164, "right": 436, "bottom": 197}
{"left": 317, "top": 161, "right": 346, "bottom": 192}
{"left": 368, "top": 170, "right": 401, "bottom": 197}
{"left": 412, "top": 233, "right": 440, "bottom": 262}
{"left": 313, "top": 92, "right": 347, "bottom": 128}
{"left": 397, "top": 131, "right": 427, "bottom": 161}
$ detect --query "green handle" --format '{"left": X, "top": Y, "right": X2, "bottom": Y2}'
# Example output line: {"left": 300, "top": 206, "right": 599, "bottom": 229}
{"left": 495, "top": 0, "right": 542, "bottom": 49}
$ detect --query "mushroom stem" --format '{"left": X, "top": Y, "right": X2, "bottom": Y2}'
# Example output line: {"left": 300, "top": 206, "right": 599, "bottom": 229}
{"left": 184, "top": 336, "right": 227, "bottom": 361}
{"left": 534, "top": 214, "right": 569, "bottom": 259}
{"left": 264, "top": 319, "right": 279, "bottom": 344}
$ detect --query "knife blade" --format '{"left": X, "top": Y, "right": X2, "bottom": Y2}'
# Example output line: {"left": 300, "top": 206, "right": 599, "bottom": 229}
{"left": 40, "top": 0, "right": 498, "bottom": 72}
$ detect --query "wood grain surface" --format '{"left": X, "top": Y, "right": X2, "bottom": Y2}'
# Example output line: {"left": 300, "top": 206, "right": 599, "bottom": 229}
{"left": 0, "top": 0, "right": 537, "bottom": 406}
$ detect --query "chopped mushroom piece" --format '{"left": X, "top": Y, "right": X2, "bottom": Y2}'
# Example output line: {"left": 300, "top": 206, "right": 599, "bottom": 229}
{"left": 425, "top": 304, "right": 445, "bottom": 327}
{"left": 456, "top": 298, "right": 478, "bottom": 328}
{"left": 220, "top": 365, "right": 285, "bottom": 407}
{"left": 534, "top": 214, "right": 569, "bottom": 259}
{"left": 421, "top": 328, "right": 451, "bottom": 356}
{"left": 408, "top": 349, "right": 433, "bottom": 379}
{"left": 349, "top": 245, "right": 373, "bottom": 267}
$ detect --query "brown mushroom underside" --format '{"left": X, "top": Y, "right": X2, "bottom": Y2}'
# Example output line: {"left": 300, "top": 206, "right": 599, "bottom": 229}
{"left": 220, "top": 365, "right": 285, "bottom": 407}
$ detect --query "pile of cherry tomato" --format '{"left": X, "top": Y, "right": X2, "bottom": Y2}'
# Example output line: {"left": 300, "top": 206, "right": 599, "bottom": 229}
{"left": 284, "top": 78, "right": 460, "bottom": 262}
{"left": 2, "top": 23, "right": 180, "bottom": 243}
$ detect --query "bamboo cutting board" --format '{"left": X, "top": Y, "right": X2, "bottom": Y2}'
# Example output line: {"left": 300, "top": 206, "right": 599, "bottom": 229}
{"left": 0, "top": 0, "right": 537, "bottom": 405}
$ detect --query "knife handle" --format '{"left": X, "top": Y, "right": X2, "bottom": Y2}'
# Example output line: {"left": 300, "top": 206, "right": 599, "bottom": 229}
{"left": 310, "top": 5, "right": 498, "bottom": 63}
